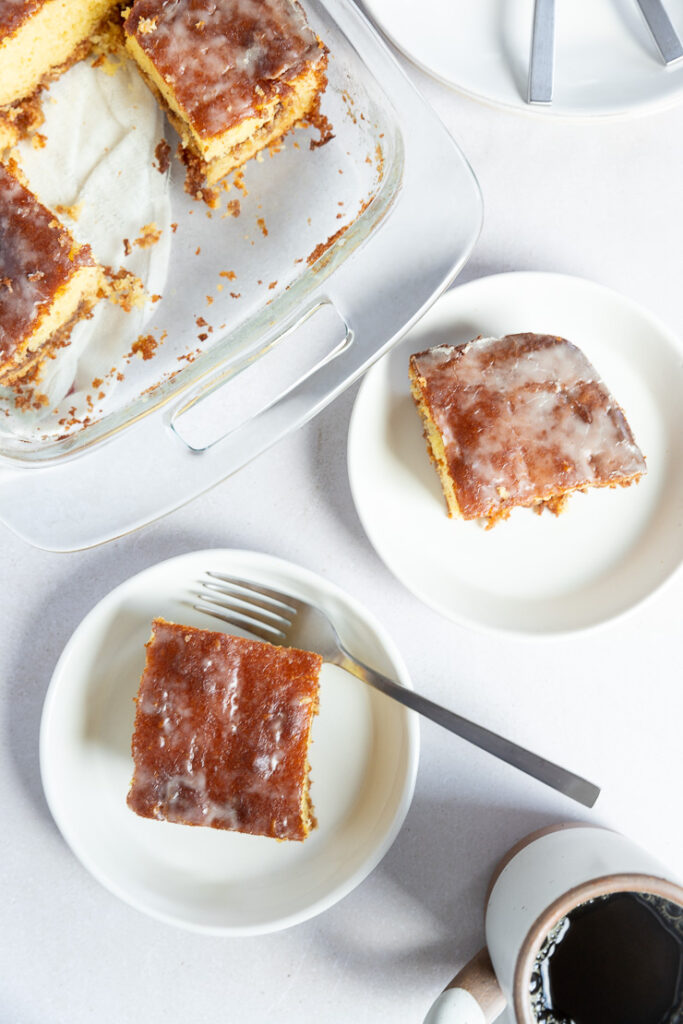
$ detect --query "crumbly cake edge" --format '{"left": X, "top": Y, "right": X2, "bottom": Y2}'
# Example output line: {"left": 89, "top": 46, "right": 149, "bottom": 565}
{"left": 0, "top": 268, "right": 108, "bottom": 386}
{"left": 408, "top": 356, "right": 464, "bottom": 521}
{"left": 299, "top": 681, "right": 321, "bottom": 840}
{"left": 124, "top": 27, "right": 327, "bottom": 201}
{"left": 196, "top": 60, "right": 328, "bottom": 186}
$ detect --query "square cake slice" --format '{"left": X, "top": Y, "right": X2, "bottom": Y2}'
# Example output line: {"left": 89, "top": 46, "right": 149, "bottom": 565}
{"left": 0, "top": 161, "right": 107, "bottom": 386}
{"left": 127, "top": 618, "right": 322, "bottom": 841}
{"left": 123, "top": 0, "right": 328, "bottom": 196}
{"left": 0, "top": 0, "right": 121, "bottom": 108}
{"left": 409, "top": 333, "right": 647, "bottom": 526}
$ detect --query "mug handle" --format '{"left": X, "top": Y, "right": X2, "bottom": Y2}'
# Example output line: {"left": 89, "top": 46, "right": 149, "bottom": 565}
{"left": 423, "top": 949, "right": 506, "bottom": 1024}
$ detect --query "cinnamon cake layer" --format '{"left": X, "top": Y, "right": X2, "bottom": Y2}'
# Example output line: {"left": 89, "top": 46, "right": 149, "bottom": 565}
{"left": 127, "top": 619, "right": 321, "bottom": 841}
{"left": 409, "top": 333, "right": 646, "bottom": 526}
{"left": 0, "top": 162, "right": 107, "bottom": 385}
{"left": 124, "top": 0, "right": 328, "bottom": 190}
{"left": 0, "top": 113, "right": 18, "bottom": 153}
{"left": 0, "top": 0, "right": 121, "bottom": 108}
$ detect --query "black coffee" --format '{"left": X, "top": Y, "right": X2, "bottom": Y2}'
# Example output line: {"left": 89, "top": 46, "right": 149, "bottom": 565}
{"left": 529, "top": 891, "right": 683, "bottom": 1024}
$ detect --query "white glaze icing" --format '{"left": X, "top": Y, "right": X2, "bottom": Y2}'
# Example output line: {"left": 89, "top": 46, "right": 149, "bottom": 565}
{"left": 128, "top": 0, "right": 322, "bottom": 136}
{"left": 129, "top": 620, "right": 319, "bottom": 838}
{"left": 414, "top": 334, "right": 646, "bottom": 516}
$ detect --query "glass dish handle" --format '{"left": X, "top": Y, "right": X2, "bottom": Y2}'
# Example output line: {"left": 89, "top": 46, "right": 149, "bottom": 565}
{"left": 0, "top": 284, "right": 418, "bottom": 550}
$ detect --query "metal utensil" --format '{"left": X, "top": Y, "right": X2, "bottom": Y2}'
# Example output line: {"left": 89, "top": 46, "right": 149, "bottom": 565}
{"left": 528, "top": 0, "right": 556, "bottom": 104}
{"left": 189, "top": 572, "right": 600, "bottom": 809}
{"left": 635, "top": 0, "right": 683, "bottom": 65}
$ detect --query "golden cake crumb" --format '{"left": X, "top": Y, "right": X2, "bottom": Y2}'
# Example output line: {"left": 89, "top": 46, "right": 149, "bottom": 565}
{"left": 133, "top": 221, "right": 162, "bottom": 248}
{"left": 105, "top": 267, "right": 147, "bottom": 311}
{"left": 137, "top": 17, "right": 158, "bottom": 34}
{"left": 55, "top": 202, "right": 84, "bottom": 221}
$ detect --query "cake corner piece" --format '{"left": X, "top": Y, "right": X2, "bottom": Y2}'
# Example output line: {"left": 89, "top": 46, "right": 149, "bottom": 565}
{"left": 123, "top": 0, "right": 329, "bottom": 200}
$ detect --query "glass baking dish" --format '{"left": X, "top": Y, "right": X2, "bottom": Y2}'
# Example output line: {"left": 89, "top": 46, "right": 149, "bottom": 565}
{"left": 0, "top": 0, "right": 482, "bottom": 550}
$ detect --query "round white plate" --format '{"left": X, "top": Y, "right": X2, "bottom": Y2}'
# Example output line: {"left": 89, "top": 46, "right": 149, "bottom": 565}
{"left": 348, "top": 272, "right": 683, "bottom": 636}
{"left": 363, "top": 0, "right": 683, "bottom": 118}
{"left": 40, "top": 549, "right": 419, "bottom": 934}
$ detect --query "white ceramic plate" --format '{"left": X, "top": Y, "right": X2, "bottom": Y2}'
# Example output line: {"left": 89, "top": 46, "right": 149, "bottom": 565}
{"left": 40, "top": 549, "right": 419, "bottom": 934}
{"left": 362, "top": 0, "right": 683, "bottom": 118}
{"left": 348, "top": 272, "right": 683, "bottom": 636}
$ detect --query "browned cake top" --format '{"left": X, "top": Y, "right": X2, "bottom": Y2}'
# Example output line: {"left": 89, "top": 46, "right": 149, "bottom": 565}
{"left": 0, "top": 0, "right": 47, "bottom": 39}
{"left": 0, "top": 163, "right": 93, "bottom": 362}
{"left": 411, "top": 333, "right": 646, "bottom": 519}
{"left": 125, "top": 0, "right": 324, "bottom": 138}
{"left": 127, "top": 619, "right": 321, "bottom": 840}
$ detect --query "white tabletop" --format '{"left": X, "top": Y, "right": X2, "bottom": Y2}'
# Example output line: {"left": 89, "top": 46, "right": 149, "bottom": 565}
{"left": 3, "top": 27, "right": 683, "bottom": 1024}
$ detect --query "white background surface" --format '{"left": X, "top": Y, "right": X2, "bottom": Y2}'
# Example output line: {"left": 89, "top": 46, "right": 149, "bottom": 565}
{"left": 2, "top": 12, "right": 683, "bottom": 1023}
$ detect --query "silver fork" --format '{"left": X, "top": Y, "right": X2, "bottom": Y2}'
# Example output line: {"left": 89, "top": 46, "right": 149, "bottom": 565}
{"left": 189, "top": 572, "right": 600, "bottom": 809}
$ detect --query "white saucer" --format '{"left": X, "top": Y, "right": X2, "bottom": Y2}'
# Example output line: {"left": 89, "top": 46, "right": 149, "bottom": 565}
{"left": 348, "top": 272, "right": 683, "bottom": 637}
{"left": 362, "top": 0, "right": 683, "bottom": 118}
{"left": 40, "top": 549, "right": 419, "bottom": 934}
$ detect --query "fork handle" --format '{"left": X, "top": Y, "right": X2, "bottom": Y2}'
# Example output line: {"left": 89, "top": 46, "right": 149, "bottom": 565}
{"left": 635, "top": 0, "right": 683, "bottom": 65}
{"left": 528, "top": 0, "right": 555, "bottom": 104}
{"left": 334, "top": 649, "right": 600, "bottom": 809}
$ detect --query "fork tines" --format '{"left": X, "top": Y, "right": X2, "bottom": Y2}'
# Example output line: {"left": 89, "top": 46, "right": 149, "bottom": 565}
{"left": 188, "top": 572, "right": 295, "bottom": 643}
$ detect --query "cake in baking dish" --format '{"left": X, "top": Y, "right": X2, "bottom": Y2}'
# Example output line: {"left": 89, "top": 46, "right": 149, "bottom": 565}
{"left": 0, "top": 0, "right": 121, "bottom": 109}
{"left": 409, "top": 332, "right": 646, "bottom": 527}
{"left": 127, "top": 618, "right": 322, "bottom": 841}
{"left": 123, "top": 0, "right": 328, "bottom": 196}
{"left": 0, "top": 161, "right": 108, "bottom": 385}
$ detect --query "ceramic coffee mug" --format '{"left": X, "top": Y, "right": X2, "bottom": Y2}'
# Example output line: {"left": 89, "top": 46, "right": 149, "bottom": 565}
{"left": 424, "top": 823, "right": 683, "bottom": 1024}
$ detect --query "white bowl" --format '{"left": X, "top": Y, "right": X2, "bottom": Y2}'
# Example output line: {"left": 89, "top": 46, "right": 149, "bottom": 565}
{"left": 40, "top": 549, "right": 419, "bottom": 934}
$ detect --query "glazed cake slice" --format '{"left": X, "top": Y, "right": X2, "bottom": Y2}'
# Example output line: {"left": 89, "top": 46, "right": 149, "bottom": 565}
{"left": 127, "top": 619, "right": 322, "bottom": 841}
{"left": 0, "top": 162, "right": 107, "bottom": 386}
{"left": 409, "top": 333, "right": 646, "bottom": 526}
{"left": 0, "top": 0, "right": 121, "bottom": 109}
{"left": 123, "top": 0, "right": 328, "bottom": 196}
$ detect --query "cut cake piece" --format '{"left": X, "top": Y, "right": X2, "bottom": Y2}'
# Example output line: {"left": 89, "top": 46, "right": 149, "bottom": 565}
{"left": 127, "top": 618, "right": 322, "bottom": 841}
{"left": 0, "top": 161, "right": 107, "bottom": 386}
{"left": 409, "top": 332, "right": 646, "bottom": 527}
{"left": 0, "top": 0, "right": 122, "bottom": 109}
{"left": 123, "top": 0, "right": 328, "bottom": 197}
